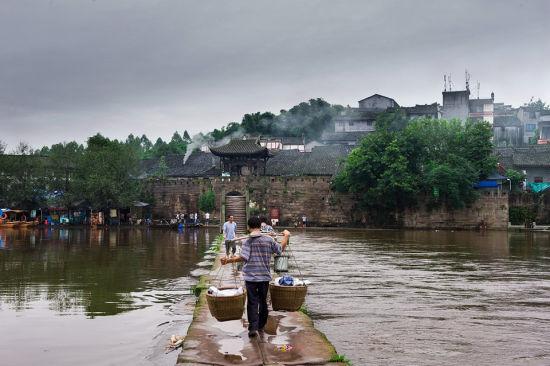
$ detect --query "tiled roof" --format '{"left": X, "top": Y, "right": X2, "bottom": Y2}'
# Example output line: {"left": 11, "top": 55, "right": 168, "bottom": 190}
{"left": 139, "top": 152, "right": 220, "bottom": 178}
{"left": 403, "top": 103, "right": 438, "bottom": 115}
{"left": 494, "top": 115, "right": 521, "bottom": 127}
{"left": 321, "top": 131, "right": 368, "bottom": 143}
{"left": 335, "top": 109, "right": 379, "bottom": 120}
{"left": 495, "top": 146, "right": 550, "bottom": 168}
{"left": 209, "top": 138, "right": 269, "bottom": 157}
{"left": 358, "top": 94, "right": 399, "bottom": 107}
{"left": 177, "top": 152, "right": 220, "bottom": 177}
{"left": 265, "top": 145, "right": 353, "bottom": 176}
{"left": 281, "top": 136, "right": 304, "bottom": 145}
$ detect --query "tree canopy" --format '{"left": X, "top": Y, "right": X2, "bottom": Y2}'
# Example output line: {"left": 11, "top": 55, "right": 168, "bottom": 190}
{"left": 526, "top": 98, "right": 550, "bottom": 111}
{"left": 125, "top": 131, "right": 189, "bottom": 158}
{"left": 334, "top": 117, "right": 497, "bottom": 213}
{"left": 206, "top": 98, "right": 344, "bottom": 141}
{"left": 72, "top": 134, "right": 142, "bottom": 210}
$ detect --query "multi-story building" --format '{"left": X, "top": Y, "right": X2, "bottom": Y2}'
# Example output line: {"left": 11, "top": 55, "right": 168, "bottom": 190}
{"left": 323, "top": 94, "right": 439, "bottom": 146}
{"left": 259, "top": 136, "right": 306, "bottom": 152}
{"left": 440, "top": 89, "right": 494, "bottom": 125}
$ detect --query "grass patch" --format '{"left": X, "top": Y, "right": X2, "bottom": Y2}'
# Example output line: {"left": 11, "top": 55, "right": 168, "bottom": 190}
{"left": 190, "top": 284, "right": 209, "bottom": 297}
{"left": 298, "top": 305, "right": 308, "bottom": 315}
{"left": 328, "top": 354, "right": 353, "bottom": 365}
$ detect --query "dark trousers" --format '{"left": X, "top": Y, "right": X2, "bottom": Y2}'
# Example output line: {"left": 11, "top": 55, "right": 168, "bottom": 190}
{"left": 245, "top": 281, "right": 269, "bottom": 331}
{"left": 225, "top": 240, "right": 236, "bottom": 256}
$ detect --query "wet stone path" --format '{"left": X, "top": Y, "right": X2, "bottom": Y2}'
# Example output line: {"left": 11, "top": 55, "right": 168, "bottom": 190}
{"left": 177, "top": 247, "right": 342, "bottom": 366}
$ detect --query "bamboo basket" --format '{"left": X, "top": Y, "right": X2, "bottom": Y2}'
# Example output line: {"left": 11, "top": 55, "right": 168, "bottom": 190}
{"left": 206, "top": 287, "right": 247, "bottom": 321}
{"left": 269, "top": 283, "right": 307, "bottom": 311}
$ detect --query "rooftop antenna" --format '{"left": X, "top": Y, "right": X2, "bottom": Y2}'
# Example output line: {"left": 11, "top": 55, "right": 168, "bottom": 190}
{"left": 465, "top": 69, "right": 470, "bottom": 91}
{"left": 444, "top": 75, "right": 447, "bottom": 91}
{"left": 448, "top": 73, "right": 452, "bottom": 91}
{"left": 476, "top": 81, "right": 480, "bottom": 99}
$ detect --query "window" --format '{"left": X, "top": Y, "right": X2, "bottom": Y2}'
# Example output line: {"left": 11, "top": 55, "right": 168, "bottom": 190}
{"left": 526, "top": 124, "right": 536, "bottom": 132}
{"left": 529, "top": 111, "right": 536, "bottom": 119}
{"left": 534, "top": 177, "right": 543, "bottom": 183}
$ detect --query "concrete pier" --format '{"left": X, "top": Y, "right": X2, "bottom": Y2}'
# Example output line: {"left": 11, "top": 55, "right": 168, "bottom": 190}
{"left": 177, "top": 247, "right": 345, "bottom": 365}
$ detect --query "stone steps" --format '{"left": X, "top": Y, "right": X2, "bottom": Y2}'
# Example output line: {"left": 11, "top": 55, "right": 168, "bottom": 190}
{"left": 226, "top": 195, "right": 246, "bottom": 234}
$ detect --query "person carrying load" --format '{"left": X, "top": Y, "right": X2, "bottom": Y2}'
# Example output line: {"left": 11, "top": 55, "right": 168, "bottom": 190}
{"left": 221, "top": 216, "right": 290, "bottom": 337}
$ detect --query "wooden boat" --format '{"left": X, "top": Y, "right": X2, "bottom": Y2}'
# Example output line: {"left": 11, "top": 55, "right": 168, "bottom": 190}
{"left": 147, "top": 219, "right": 174, "bottom": 228}
{"left": 0, "top": 209, "right": 28, "bottom": 228}
{"left": 176, "top": 221, "right": 201, "bottom": 229}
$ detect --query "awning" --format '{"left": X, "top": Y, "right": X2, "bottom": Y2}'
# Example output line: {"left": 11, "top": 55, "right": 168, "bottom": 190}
{"left": 527, "top": 182, "right": 550, "bottom": 193}
{"left": 473, "top": 180, "right": 498, "bottom": 188}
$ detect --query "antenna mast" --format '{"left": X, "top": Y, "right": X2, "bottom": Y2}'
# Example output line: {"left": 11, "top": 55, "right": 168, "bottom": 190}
{"left": 476, "top": 81, "right": 480, "bottom": 99}
{"left": 444, "top": 75, "right": 447, "bottom": 91}
{"left": 448, "top": 74, "right": 452, "bottom": 91}
{"left": 465, "top": 69, "right": 470, "bottom": 91}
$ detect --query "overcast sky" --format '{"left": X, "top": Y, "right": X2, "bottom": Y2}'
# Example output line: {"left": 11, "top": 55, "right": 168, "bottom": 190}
{"left": 1, "top": 0, "right": 549, "bottom": 151}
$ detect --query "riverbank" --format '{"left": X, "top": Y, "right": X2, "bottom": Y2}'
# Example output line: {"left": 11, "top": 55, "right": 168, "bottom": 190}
{"left": 177, "top": 239, "right": 347, "bottom": 365}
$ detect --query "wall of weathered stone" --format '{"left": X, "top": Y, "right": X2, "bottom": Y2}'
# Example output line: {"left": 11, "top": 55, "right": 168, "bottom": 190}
{"left": 146, "top": 176, "right": 356, "bottom": 227}
{"left": 146, "top": 177, "right": 510, "bottom": 229}
{"left": 508, "top": 191, "right": 550, "bottom": 224}
{"left": 402, "top": 190, "right": 509, "bottom": 230}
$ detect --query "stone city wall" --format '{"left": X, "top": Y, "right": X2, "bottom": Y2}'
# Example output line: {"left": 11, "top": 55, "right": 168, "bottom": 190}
{"left": 508, "top": 191, "right": 550, "bottom": 224}
{"left": 147, "top": 177, "right": 510, "bottom": 229}
{"left": 402, "top": 190, "right": 509, "bottom": 230}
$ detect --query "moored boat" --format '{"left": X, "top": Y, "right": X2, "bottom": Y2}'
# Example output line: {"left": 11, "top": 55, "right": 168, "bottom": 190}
{"left": 0, "top": 209, "right": 31, "bottom": 229}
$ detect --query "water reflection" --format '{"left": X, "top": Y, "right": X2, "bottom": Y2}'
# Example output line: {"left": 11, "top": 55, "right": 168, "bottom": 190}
{"left": 0, "top": 227, "right": 213, "bottom": 317}
{"left": 0, "top": 226, "right": 219, "bottom": 366}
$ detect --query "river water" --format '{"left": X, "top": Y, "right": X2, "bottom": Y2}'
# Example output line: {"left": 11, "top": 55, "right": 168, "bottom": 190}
{"left": 0, "top": 227, "right": 216, "bottom": 366}
{"left": 290, "top": 229, "right": 550, "bottom": 366}
{"left": 1, "top": 228, "right": 549, "bottom": 365}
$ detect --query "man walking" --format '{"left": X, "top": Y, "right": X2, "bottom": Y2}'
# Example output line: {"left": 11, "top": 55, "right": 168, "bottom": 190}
{"left": 222, "top": 215, "right": 237, "bottom": 256}
{"left": 221, "top": 216, "right": 290, "bottom": 337}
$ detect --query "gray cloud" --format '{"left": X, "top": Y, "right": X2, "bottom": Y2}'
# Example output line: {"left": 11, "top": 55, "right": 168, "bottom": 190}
{"left": 1, "top": 0, "right": 549, "bottom": 151}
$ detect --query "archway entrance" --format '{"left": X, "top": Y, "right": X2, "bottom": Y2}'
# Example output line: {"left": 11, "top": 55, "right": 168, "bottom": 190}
{"left": 225, "top": 192, "right": 246, "bottom": 235}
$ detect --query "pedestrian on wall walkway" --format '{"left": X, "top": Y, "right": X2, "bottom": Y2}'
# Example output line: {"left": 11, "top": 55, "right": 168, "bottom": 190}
{"left": 220, "top": 216, "right": 291, "bottom": 337}
{"left": 223, "top": 215, "right": 237, "bottom": 256}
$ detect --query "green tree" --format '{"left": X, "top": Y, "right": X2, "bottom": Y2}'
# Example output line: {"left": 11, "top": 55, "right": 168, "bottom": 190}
{"left": 526, "top": 98, "right": 550, "bottom": 111}
{"left": 375, "top": 108, "right": 409, "bottom": 132}
{"left": 46, "top": 141, "right": 85, "bottom": 207}
{"left": 335, "top": 118, "right": 497, "bottom": 213}
{"left": 199, "top": 190, "right": 215, "bottom": 213}
{"left": 140, "top": 134, "right": 153, "bottom": 157}
{"left": 0, "top": 142, "right": 47, "bottom": 209}
{"left": 206, "top": 98, "right": 344, "bottom": 141}
{"left": 154, "top": 156, "right": 168, "bottom": 180}
{"left": 0, "top": 140, "right": 6, "bottom": 154}
{"left": 506, "top": 169, "right": 526, "bottom": 191}
{"left": 73, "top": 134, "right": 141, "bottom": 210}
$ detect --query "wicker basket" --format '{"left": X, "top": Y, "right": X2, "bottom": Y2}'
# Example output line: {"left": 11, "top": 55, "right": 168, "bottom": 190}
{"left": 206, "top": 287, "right": 247, "bottom": 321}
{"left": 269, "top": 283, "right": 307, "bottom": 311}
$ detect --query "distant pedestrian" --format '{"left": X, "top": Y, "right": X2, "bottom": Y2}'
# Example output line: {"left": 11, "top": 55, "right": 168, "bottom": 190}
{"left": 302, "top": 215, "right": 307, "bottom": 228}
{"left": 259, "top": 216, "right": 275, "bottom": 234}
{"left": 223, "top": 215, "right": 237, "bottom": 256}
{"left": 205, "top": 212, "right": 210, "bottom": 226}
